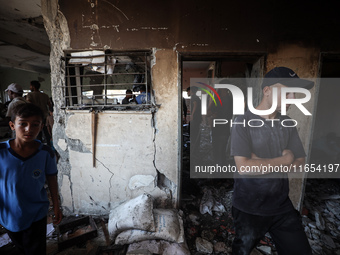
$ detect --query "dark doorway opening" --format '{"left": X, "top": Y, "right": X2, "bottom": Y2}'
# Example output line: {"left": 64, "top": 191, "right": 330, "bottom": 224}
{"left": 179, "top": 53, "right": 266, "bottom": 254}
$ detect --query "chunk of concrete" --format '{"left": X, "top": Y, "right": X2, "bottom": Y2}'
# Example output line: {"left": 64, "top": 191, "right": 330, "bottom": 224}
{"left": 195, "top": 237, "right": 213, "bottom": 254}
{"left": 128, "top": 175, "right": 156, "bottom": 190}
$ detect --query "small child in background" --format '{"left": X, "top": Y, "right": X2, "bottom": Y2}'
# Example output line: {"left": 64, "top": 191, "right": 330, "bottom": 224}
{"left": 0, "top": 103, "right": 62, "bottom": 255}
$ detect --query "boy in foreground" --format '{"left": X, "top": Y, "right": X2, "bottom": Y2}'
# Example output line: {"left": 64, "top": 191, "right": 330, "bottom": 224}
{"left": 0, "top": 103, "right": 62, "bottom": 254}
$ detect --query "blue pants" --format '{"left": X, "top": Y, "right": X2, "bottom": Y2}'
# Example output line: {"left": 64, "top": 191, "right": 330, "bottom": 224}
{"left": 232, "top": 207, "right": 312, "bottom": 255}
{"left": 6, "top": 216, "right": 47, "bottom": 255}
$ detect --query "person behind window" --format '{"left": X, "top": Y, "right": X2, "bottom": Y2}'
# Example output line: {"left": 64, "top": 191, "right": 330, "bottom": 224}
{"left": 136, "top": 85, "right": 151, "bottom": 104}
{"left": 122, "top": 89, "right": 136, "bottom": 104}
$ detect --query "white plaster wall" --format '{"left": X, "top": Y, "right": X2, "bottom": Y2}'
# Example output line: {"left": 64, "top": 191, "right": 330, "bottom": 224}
{"left": 61, "top": 112, "right": 168, "bottom": 215}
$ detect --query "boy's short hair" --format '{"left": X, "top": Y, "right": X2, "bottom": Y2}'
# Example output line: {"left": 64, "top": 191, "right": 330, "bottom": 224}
{"left": 30, "top": 80, "right": 41, "bottom": 90}
{"left": 11, "top": 103, "right": 44, "bottom": 123}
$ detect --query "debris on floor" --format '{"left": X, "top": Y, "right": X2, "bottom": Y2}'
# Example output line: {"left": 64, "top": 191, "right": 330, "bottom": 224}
{"left": 181, "top": 123, "right": 340, "bottom": 254}
{"left": 57, "top": 216, "right": 98, "bottom": 251}
{"left": 302, "top": 179, "right": 340, "bottom": 255}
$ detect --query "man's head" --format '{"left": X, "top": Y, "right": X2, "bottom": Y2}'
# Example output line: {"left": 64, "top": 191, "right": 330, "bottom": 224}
{"left": 30, "top": 80, "right": 41, "bottom": 91}
{"left": 139, "top": 85, "right": 146, "bottom": 92}
{"left": 262, "top": 67, "right": 314, "bottom": 91}
{"left": 5, "top": 83, "right": 23, "bottom": 99}
{"left": 187, "top": 86, "right": 198, "bottom": 97}
{"left": 126, "top": 89, "right": 133, "bottom": 98}
{"left": 261, "top": 67, "right": 314, "bottom": 113}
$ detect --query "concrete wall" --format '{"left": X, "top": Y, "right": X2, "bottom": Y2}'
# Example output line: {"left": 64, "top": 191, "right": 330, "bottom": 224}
{"left": 41, "top": 0, "right": 340, "bottom": 215}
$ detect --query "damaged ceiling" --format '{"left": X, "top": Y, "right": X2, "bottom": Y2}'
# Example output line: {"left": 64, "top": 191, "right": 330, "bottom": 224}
{"left": 0, "top": 0, "right": 50, "bottom": 74}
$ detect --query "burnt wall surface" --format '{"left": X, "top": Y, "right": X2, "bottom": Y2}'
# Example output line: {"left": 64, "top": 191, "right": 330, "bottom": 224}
{"left": 59, "top": 0, "right": 340, "bottom": 52}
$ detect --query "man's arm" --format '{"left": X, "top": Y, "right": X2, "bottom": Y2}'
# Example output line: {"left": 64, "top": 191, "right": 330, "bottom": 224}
{"left": 235, "top": 149, "right": 296, "bottom": 175}
{"left": 46, "top": 175, "right": 62, "bottom": 224}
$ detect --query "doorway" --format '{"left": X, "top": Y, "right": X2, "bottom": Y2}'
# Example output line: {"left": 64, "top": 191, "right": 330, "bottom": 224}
{"left": 179, "top": 53, "right": 266, "bottom": 198}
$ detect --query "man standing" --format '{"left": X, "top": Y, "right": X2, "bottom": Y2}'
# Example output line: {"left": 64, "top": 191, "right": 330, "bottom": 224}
{"left": 5, "top": 83, "right": 27, "bottom": 120}
{"left": 26, "top": 80, "right": 52, "bottom": 144}
{"left": 187, "top": 86, "right": 202, "bottom": 154}
{"left": 230, "top": 67, "right": 313, "bottom": 255}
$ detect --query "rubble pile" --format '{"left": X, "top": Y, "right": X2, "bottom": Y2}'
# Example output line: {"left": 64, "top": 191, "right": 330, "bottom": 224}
{"left": 180, "top": 180, "right": 234, "bottom": 254}
{"left": 180, "top": 179, "right": 280, "bottom": 255}
{"left": 303, "top": 179, "right": 340, "bottom": 255}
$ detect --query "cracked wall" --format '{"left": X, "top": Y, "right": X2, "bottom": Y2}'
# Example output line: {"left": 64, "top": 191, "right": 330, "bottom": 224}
{"left": 42, "top": 1, "right": 178, "bottom": 216}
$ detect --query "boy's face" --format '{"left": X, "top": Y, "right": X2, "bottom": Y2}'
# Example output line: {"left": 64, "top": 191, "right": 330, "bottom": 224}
{"left": 9, "top": 115, "right": 43, "bottom": 142}
{"left": 265, "top": 83, "right": 295, "bottom": 112}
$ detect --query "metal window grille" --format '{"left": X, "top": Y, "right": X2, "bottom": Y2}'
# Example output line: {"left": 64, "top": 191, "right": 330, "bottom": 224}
{"left": 63, "top": 50, "right": 153, "bottom": 110}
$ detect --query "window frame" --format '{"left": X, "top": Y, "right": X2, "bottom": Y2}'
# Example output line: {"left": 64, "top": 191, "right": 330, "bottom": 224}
{"left": 62, "top": 49, "right": 156, "bottom": 111}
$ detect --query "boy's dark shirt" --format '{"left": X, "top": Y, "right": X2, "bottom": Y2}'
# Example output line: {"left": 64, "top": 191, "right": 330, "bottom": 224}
{"left": 230, "top": 110, "right": 306, "bottom": 216}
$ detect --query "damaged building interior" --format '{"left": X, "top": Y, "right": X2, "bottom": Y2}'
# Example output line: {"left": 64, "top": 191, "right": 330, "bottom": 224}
{"left": 0, "top": 0, "right": 340, "bottom": 254}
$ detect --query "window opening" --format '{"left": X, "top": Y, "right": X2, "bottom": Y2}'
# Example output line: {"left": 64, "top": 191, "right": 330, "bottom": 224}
{"left": 63, "top": 50, "right": 154, "bottom": 110}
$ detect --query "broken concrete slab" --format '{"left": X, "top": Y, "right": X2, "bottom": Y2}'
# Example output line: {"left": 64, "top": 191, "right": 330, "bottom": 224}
{"left": 195, "top": 237, "right": 213, "bottom": 254}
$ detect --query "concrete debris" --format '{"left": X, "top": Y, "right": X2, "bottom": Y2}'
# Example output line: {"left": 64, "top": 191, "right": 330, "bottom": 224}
{"left": 201, "top": 229, "right": 215, "bottom": 242}
{"left": 322, "top": 234, "right": 336, "bottom": 249}
{"left": 213, "top": 242, "right": 228, "bottom": 253}
{"left": 304, "top": 226, "right": 312, "bottom": 239}
{"left": 181, "top": 171, "right": 340, "bottom": 255}
{"left": 315, "top": 210, "right": 326, "bottom": 231}
{"left": 256, "top": 245, "right": 272, "bottom": 255}
{"left": 127, "top": 240, "right": 190, "bottom": 255}
{"left": 188, "top": 213, "right": 201, "bottom": 226}
{"left": 325, "top": 200, "right": 340, "bottom": 220}
{"left": 195, "top": 237, "right": 213, "bottom": 254}
{"left": 199, "top": 188, "right": 215, "bottom": 216}
{"left": 303, "top": 179, "right": 340, "bottom": 255}
{"left": 0, "top": 233, "right": 11, "bottom": 248}
{"left": 308, "top": 221, "right": 317, "bottom": 229}
{"left": 199, "top": 186, "right": 228, "bottom": 216}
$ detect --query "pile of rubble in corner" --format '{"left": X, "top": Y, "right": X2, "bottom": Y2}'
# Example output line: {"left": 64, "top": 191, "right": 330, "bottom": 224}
{"left": 302, "top": 179, "right": 340, "bottom": 255}
{"left": 180, "top": 179, "right": 279, "bottom": 255}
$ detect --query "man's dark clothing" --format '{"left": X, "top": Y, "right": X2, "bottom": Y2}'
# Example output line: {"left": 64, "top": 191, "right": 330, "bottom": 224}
{"left": 232, "top": 208, "right": 312, "bottom": 255}
{"left": 230, "top": 110, "right": 311, "bottom": 255}
{"left": 230, "top": 110, "right": 305, "bottom": 216}
{"left": 189, "top": 94, "right": 202, "bottom": 152}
